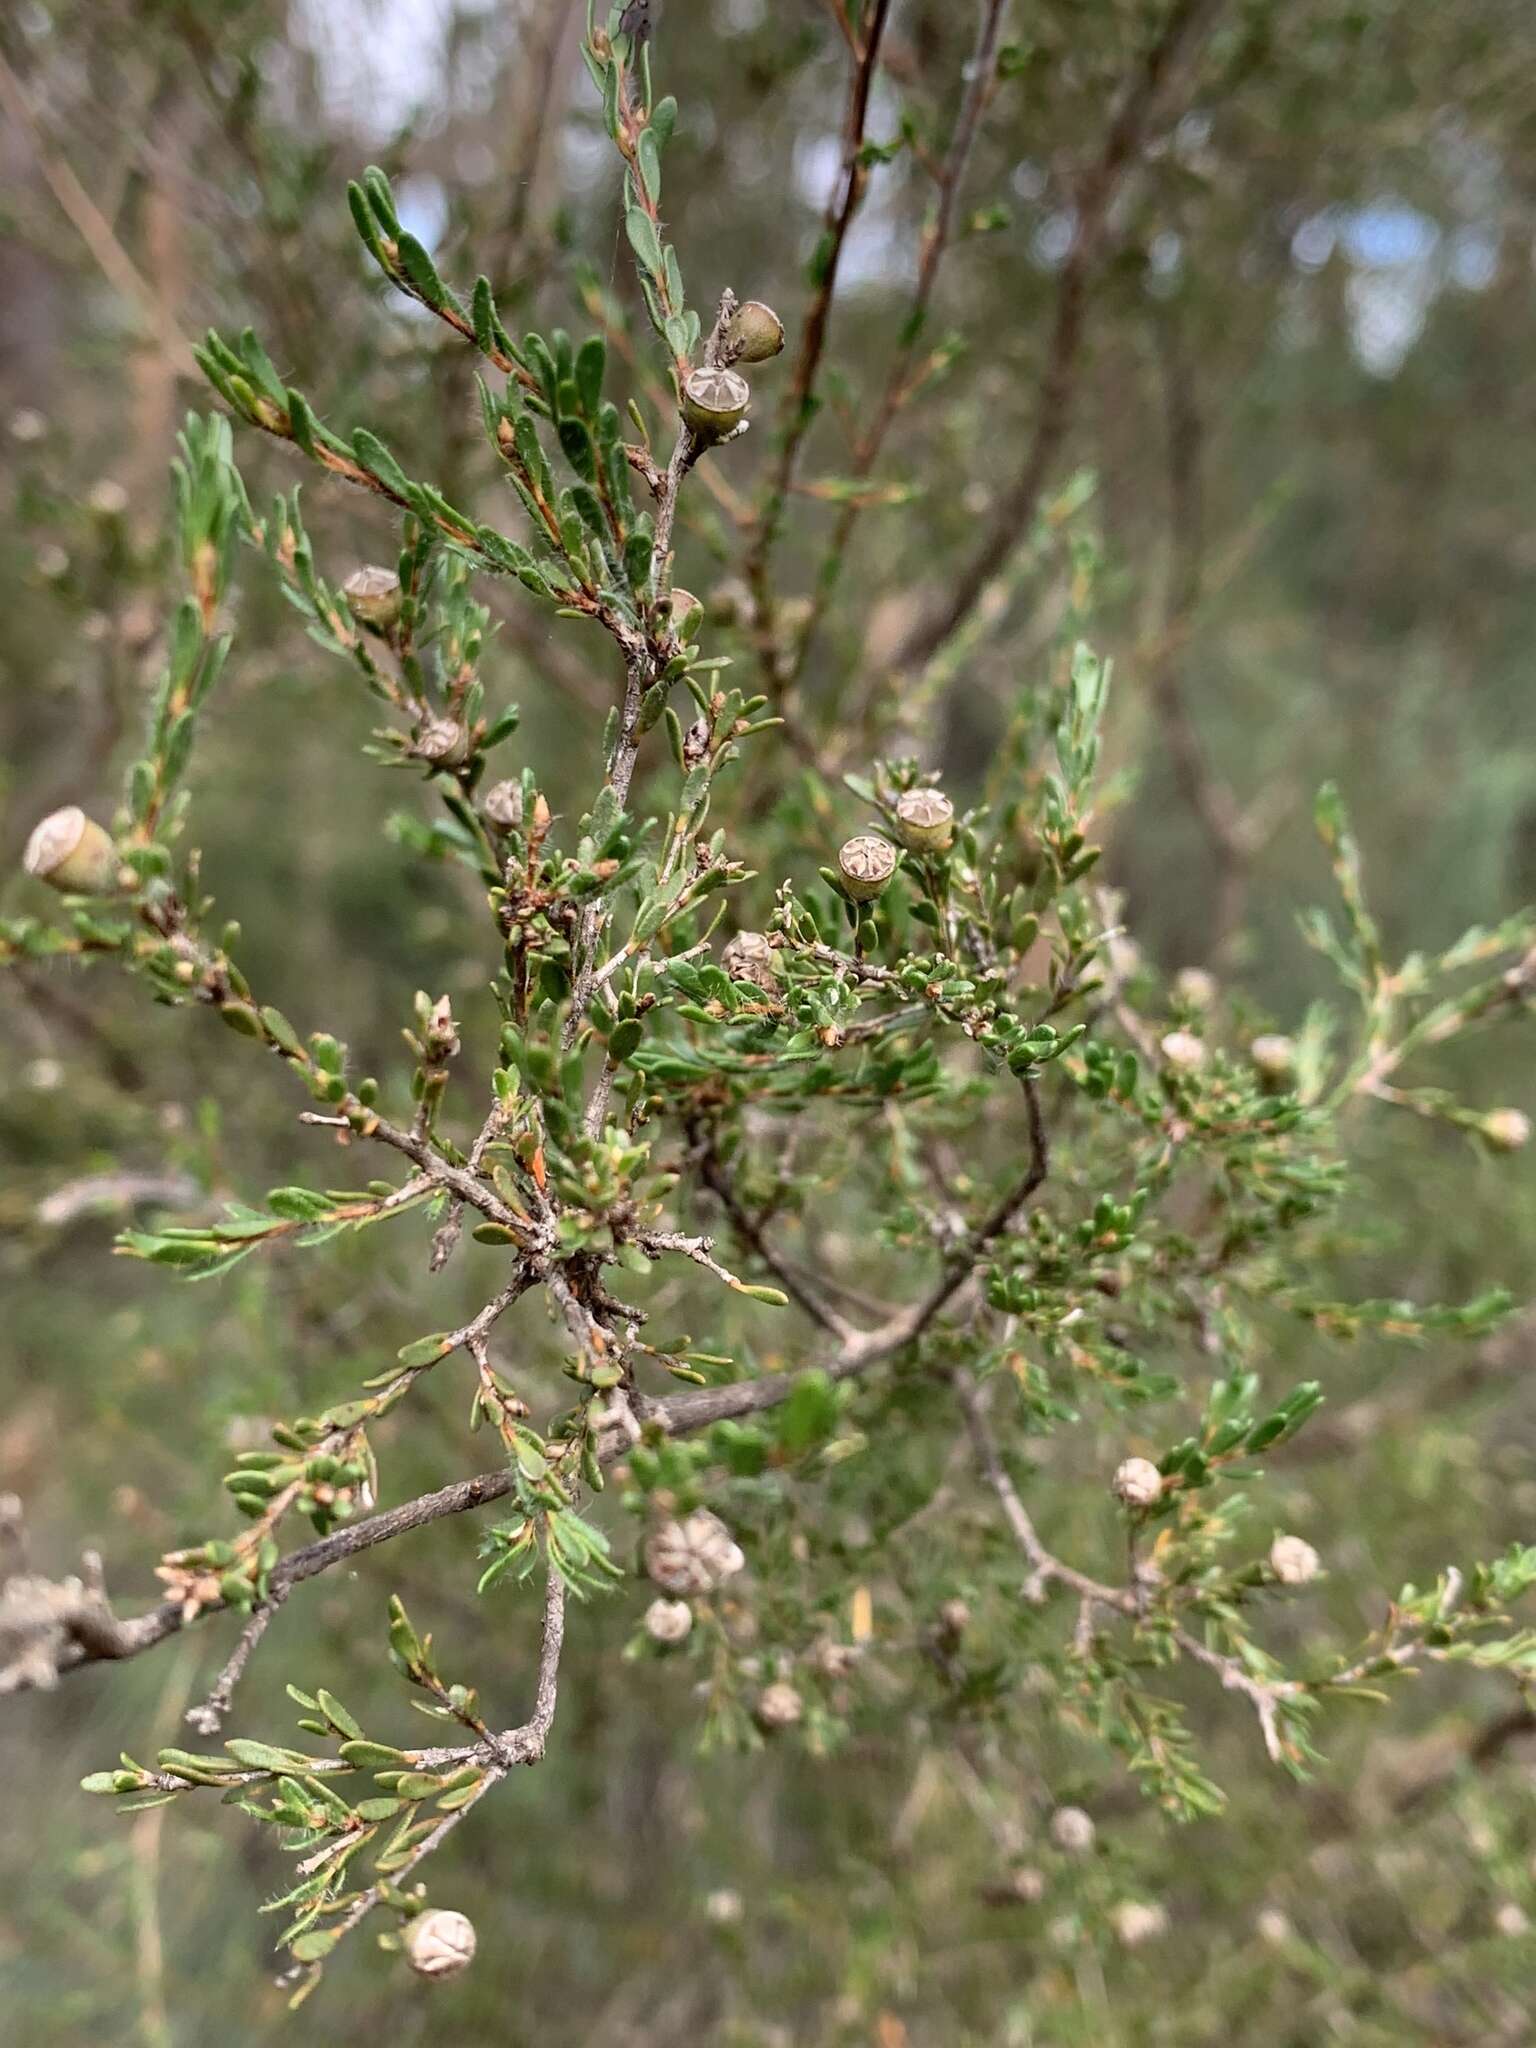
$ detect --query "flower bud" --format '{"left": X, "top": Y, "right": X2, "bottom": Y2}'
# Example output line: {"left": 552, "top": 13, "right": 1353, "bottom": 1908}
{"left": 1112, "top": 1457, "right": 1163, "bottom": 1509}
{"left": 1049, "top": 1806, "right": 1096, "bottom": 1854}
{"left": 836, "top": 834, "right": 897, "bottom": 904}
{"left": 1268, "top": 1533, "right": 1321, "bottom": 1585}
{"left": 483, "top": 779, "right": 524, "bottom": 830}
{"left": 721, "top": 930, "right": 777, "bottom": 991}
{"left": 402, "top": 1907, "right": 477, "bottom": 1978}
{"left": 644, "top": 1597, "right": 693, "bottom": 1645}
{"left": 724, "top": 300, "right": 785, "bottom": 364}
{"left": 754, "top": 1680, "right": 804, "bottom": 1730}
{"left": 23, "top": 807, "right": 120, "bottom": 895}
{"left": 342, "top": 565, "right": 402, "bottom": 634}
{"left": 894, "top": 788, "right": 954, "bottom": 854}
{"left": 1159, "top": 1029, "right": 1206, "bottom": 1072}
{"left": 681, "top": 367, "right": 751, "bottom": 442}
{"left": 1481, "top": 1107, "right": 1531, "bottom": 1153}
{"left": 1250, "top": 1033, "right": 1296, "bottom": 1083}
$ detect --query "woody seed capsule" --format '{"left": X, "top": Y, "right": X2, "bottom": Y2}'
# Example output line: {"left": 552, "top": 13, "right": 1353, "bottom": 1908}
{"left": 1112, "top": 1457, "right": 1163, "bottom": 1509}
{"left": 416, "top": 718, "right": 470, "bottom": 768}
{"left": 894, "top": 788, "right": 954, "bottom": 854}
{"left": 754, "top": 1681, "right": 804, "bottom": 1730}
{"left": 23, "top": 807, "right": 120, "bottom": 895}
{"left": 402, "top": 1907, "right": 477, "bottom": 1978}
{"left": 1250, "top": 1033, "right": 1296, "bottom": 1083}
{"left": 724, "top": 300, "right": 785, "bottom": 364}
{"left": 342, "top": 565, "right": 402, "bottom": 634}
{"left": 644, "top": 1597, "right": 693, "bottom": 1645}
{"left": 720, "top": 930, "right": 777, "bottom": 991}
{"left": 1268, "top": 1533, "right": 1321, "bottom": 1585}
{"left": 837, "top": 834, "right": 897, "bottom": 904}
{"left": 483, "top": 779, "right": 524, "bottom": 830}
{"left": 681, "top": 367, "right": 751, "bottom": 442}
{"left": 1049, "top": 1806, "right": 1096, "bottom": 1854}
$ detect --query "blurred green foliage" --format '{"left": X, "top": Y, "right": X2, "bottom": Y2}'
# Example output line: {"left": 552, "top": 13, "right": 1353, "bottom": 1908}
{"left": 4, "top": 1, "right": 1536, "bottom": 2043}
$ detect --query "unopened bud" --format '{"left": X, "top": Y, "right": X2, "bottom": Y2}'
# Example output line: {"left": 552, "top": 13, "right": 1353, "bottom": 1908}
{"left": 342, "top": 565, "right": 402, "bottom": 634}
{"left": 402, "top": 1907, "right": 476, "bottom": 1978}
{"left": 754, "top": 1681, "right": 804, "bottom": 1730}
{"left": 681, "top": 367, "right": 751, "bottom": 442}
{"left": 720, "top": 930, "right": 777, "bottom": 991}
{"left": 836, "top": 834, "right": 897, "bottom": 904}
{"left": 894, "top": 788, "right": 954, "bottom": 854}
{"left": 1268, "top": 1533, "right": 1320, "bottom": 1585}
{"left": 1160, "top": 1029, "right": 1206, "bottom": 1072}
{"left": 1112, "top": 1457, "right": 1163, "bottom": 1509}
{"left": 1481, "top": 1108, "right": 1531, "bottom": 1153}
{"left": 724, "top": 300, "right": 785, "bottom": 364}
{"left": 23, "top": 807, "right": 120, "bottom": 895}
{"left": 1049, "top": 1806, "right": 1096, "bottom": 1854}
{"left": 644, "top": 1597, "right": 693, "bottom": 1645}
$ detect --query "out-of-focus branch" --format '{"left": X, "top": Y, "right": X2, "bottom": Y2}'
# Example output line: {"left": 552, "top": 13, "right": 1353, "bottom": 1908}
{"left": 889, "top": 0, "right": 1228, "bottom": 679}
{"left": 742, "top": 0, "right": 896, "bottom": 662}
{"left": 0, "top": 49, "right": 200, "bottom": 380}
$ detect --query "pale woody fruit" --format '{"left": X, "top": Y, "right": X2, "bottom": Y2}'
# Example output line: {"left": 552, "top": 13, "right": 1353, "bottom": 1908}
{"left": 754, "top": 1680, "right": 804, "bottom": 1730}
{"left": 724, "top": 300, "right": 785, "bottom": 363}
{"left": 1250, "top": 1033, "right": 1296, "bottom": 1083}
{"left": 644, "top": 1509, "right": 746, "bottom": 1595}
{"left": 1112, "top": 1456, "right": 1163, "bottom": 1509}
{"left": 1268, "top": 1533, "right": 1321, "bottom": 1585}
{"left": 644, "top": 1597, "right": 693, "bottom": 1645}
{"left": 416, "top": 717, "right": 470, "bottom": 768}
{"left": 1481, "top": 1107, "right": 1531, "bottom": 1152}
{"left": 23, "top": 807, "right": 120, "bottom": 895}
{"left": 721, "top": 930, "right": 777, "bottom": 991}
{"left": 483, "top": 779, "right": 524, "bottom": 830}
{"left": 1174, "top": 966, "right": 1218, "bottom": 1009}
{"left": 1160, "top": 1029, "right": 1207, "bottom": 1072}
{"left": 681, "top": 366, "right": 750, "bottom": 441}
{"left": 894, "top": 788, "right": 954, "bottom": 854}
{"left": 1110, "top": 1899, "right": 1169, "bottom": 1946}
{"left": 402, "top": 1907, "right": 477, "bottom": 1978}
{"left": 342, "top": 564, "right": 402, "bottom": 634}
{"left": 836, "top": 834, "right": 897, "bottom": 904}
{"left": 1049, "top": 1806, "right": 1096, "bottom": 1854}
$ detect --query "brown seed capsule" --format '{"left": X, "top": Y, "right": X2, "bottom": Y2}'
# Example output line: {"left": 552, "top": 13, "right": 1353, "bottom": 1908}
{"left": 1111, "top": 1457, "right": 1163, "bottom": 1509}
{"left": 725, "top": 300, "right": 785, "bottom": 364}
{"left": 1268, "top": 1534, "right": 1321, "bottom": 1585}
{"left": 681, "top": 367, "right": 751, "bottom": 441}
{"left": 1049, "top": 1806, "right": 1096, "bottom": 1855}
{"left": 720, "top": 930, "right": 777, "bottom": 991}
{"left": 23, "top": 807, "right": 120, "bottom": 895}
{"left": 483, "top": 779, "right": 524, "bottom": 831}
{"left": 754, "top": 1681, "right": 804, "bottom": 1731}
{"left": 402, "top": 1907, "right": 477, "bottom": 1978}
{"left": 645, "top": 1509, "right": 746, "bottom": 1595}
{"left": 342, "top": 565, "right": 402, "bottom": 634}
{"left": 416, "top": 718, "right": 469, "bottom": 768}
{"left": 644, "top": 1597, "right": 693, "bottom": 1645}
{"left": 894, "top": 788, "right": 954, "bottom": 854}
{"left": 836, "top": 834, "right": 897, "bottom": 904}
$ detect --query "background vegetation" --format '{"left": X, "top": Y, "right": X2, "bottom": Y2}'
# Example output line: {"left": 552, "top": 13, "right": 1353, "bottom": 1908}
{"left": 3, "top": 1, "right": 1536, "bottom": 2042}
